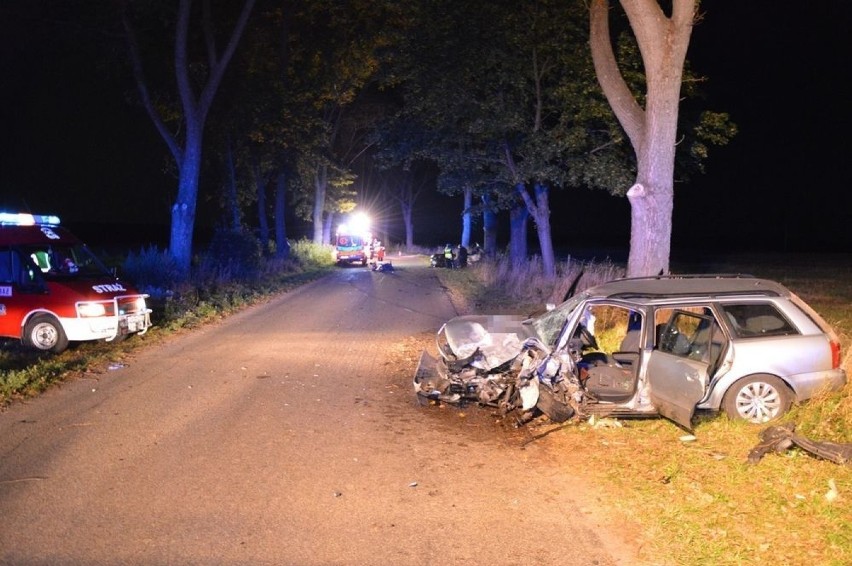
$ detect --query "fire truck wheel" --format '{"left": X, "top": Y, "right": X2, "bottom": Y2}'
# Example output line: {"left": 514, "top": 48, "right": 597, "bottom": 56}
{"left": 24, "top": 314, "right": 69, "bottom": 354}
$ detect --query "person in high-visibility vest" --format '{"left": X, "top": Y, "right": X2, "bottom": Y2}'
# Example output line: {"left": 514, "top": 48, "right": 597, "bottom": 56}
{"left": 443, "top": 243, "right": 454, "bottom": 268}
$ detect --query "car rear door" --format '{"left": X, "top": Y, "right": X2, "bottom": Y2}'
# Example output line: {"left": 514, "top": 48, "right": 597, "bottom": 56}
{"left": 645, "top": 310, "right": 715, "bottom": 429}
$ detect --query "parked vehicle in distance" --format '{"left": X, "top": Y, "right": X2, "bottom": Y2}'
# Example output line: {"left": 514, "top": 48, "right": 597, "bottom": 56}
{"left": 414, "top": 274, "right": 847, "bottom": 429}
{"left": 0, "top": 212, "right": 152, "bottom": 353}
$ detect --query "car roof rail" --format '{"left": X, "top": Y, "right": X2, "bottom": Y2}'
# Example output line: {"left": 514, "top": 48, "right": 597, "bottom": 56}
{"left": 617, "top": 273, "right": 757, "bottom": 282}
{"left": 597, "top": 274, "right": 787, "bottom": 300}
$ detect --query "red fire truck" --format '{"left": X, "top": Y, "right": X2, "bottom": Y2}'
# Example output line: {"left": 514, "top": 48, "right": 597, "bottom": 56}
{"left": 0, "top": 212, "right": 152, "bottom": 353}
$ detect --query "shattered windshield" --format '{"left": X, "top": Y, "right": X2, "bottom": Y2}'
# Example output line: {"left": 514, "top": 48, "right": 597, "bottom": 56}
{"left": 22, "top": 244, "right": 113, "bottom": 280}
{"left": 530, "top": 293, "right": 586, "bottom": 347}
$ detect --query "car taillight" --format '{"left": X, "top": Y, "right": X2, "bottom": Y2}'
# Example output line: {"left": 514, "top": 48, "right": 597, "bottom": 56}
{"left": 831, "top": 340, "right": 841, "bottom": 369}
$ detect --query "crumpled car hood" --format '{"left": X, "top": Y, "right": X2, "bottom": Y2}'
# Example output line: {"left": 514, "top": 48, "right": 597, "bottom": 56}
{"left": 439, "top": 314, "right": 537, "bottom": 370}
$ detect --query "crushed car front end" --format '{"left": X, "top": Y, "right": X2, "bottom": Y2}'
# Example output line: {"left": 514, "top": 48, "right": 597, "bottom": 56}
{"left": 414, "top": 312, "right": 582, "bottom": 423}
{"left": 415, "top": 315, "right": 531, "bottom": 406}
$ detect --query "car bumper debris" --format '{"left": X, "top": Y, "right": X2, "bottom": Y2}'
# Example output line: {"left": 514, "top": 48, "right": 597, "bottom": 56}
{"left": 414, "top": 339, "right": 581, "bottom": 425}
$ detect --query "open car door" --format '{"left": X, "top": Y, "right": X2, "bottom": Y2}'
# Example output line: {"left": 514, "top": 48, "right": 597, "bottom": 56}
{"left": 645, "top": 311, "right": 715, "bottom": 430}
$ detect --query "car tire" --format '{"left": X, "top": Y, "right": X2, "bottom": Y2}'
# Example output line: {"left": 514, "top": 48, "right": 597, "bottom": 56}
{"left": 24, "top": 314, "right": 69, "bottom": 354}
{"left": 722, "top": 374, "right": 793, "bottom": 424}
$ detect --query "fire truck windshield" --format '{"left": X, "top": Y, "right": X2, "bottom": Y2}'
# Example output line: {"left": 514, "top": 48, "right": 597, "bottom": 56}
{"left": 22, "top": 244, "right": 112, "bottom": 280}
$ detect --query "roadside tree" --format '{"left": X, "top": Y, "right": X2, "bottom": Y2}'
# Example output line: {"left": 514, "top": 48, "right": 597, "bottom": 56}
{"left": 122, "top": 0, "right": 256, "bottom": 276}
{"left": 590, "top": 0, "right": 714, "bottom": 276}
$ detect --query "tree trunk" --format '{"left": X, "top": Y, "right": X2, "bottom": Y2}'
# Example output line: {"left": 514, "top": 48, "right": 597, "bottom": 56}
{"left": 402, "top": 200, "right": 414, "bottom": 250}
{"left": 461, "top": 186, "right": 473, "bottom": 248}
{"left": 224, "top": 137, "right": 240, "bottom": 230}
{"left": 312, "top": 166, "right": 328, "bottom": 244}
{"left": 323, "top": 212, "right": 334, "bottom": 245}
{"left": 481, "top": 193, "right": 498, "bottom": 255}
{"left": 274, "top": 171, "right": 290, "bottom": 259}
{"left": 252, "top": 156, "right": 269, "bottom": 254}
{"left": 508, "top": 201, "right": 528, "bottom": 263}
{"left": 589, "top": 0, "right": 695, "bottom": 277}
{"left": 532, "top": 184, "right": 556, "bottom": 278}
{"left": 515, "top": 182, "right": 556, "bottom": 278}
{"left": 627, "top": 185, "right": 673, "bottom": 276}
{"left": 169, "top": 129, "right": 203, "bottom": 274}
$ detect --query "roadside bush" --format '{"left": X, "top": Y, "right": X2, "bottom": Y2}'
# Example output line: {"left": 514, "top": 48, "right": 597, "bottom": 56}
{"left": 119, "top": 236, "right": 332, "bottom": 330}
{"left": 258, "top": 253, "right": 300, "bottom": 278}
{"left": 197, "top": 226, "right": 264, "bottom": 282}
{"left": 122, "top": 245, "right": 183, "bottom": 297}
{"left": 264, "top": 238, "right": 290, "bottom": 259}
{"left": 290, "top": 238, "right": 335, "bottom": 268}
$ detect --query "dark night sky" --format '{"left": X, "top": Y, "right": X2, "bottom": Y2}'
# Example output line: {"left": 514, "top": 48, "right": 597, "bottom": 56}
{"left": 1, "top": 2, "right": 851, "bottom": 254}
{"left": 678, "top": 2, "right": 852, "bottom": 255}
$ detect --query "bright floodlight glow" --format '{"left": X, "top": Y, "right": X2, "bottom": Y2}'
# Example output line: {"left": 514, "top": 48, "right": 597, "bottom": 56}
{"left": 349, "top": 212, "right": 371, "bottom": 234}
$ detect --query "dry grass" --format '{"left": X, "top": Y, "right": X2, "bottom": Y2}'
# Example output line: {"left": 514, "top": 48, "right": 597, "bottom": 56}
{"left": 437, "top": 253, "right": 852, "bottom": 566}
{"left": 457, "top": 253, "right": 626, "bottom": 312}
{"left": 551, "top": 415, "right": 852, "bottom": 565}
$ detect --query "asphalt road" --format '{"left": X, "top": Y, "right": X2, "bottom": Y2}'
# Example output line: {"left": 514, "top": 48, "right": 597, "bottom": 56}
{"left": 0, "top": 256, "right": 634, "bottom": 565}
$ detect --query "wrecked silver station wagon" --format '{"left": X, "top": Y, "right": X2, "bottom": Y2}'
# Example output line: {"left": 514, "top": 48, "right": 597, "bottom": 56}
{"left": 414, "top": 275, "right": 847, "bottom": 430}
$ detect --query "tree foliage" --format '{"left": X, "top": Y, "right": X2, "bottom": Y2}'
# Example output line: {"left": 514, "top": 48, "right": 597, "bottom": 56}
{"left": 274, "top": 0, "right": 394, "bottom": 243}
{"left": 115, "top": 0, "right": 734, "bottom": 274}
{"left": 377, "top": 0, "right": 634, "bottom": 275}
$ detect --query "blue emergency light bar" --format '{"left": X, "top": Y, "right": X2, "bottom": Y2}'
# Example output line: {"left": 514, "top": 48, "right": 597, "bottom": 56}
{"left": 0, "top": 212, "right": 61, "bottom": 226}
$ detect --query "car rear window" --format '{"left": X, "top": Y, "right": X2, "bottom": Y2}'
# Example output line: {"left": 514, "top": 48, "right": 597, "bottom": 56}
{"left": 720, "top": 303, "right": 797, "bottom": 338}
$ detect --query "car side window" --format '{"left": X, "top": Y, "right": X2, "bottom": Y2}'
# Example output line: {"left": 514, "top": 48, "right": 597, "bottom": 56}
{"left": 7, "top": 249, "right": 45, "bottom": 290}
{"left": 570, "top": 303, "right": 641, "bottom": 358}
{"left": 656, "top": 309, "right": 717, "bottom": 363}
{"left": 720, "top": 303, "right": 797, "bottom": 338}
